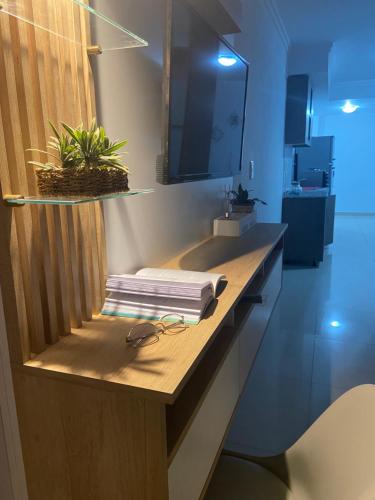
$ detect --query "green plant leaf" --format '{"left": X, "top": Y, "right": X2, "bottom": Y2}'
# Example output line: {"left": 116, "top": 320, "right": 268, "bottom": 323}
{"left": 49, "top": 121, "right": 61, "bottom": 139}
{"left": 52, "top": 120, "right": 129, "bottom": 173}
{"left": 28, "top": 161, "right": 57, "bottom": 170}
{"left": 102, "top": 140, "right": 128, "bottom": 155}
{"left": 26, "top": 148, "right": 49, "bottom": 155}
{"left": 62, "top": 122, "right": 80, "bottom": 143}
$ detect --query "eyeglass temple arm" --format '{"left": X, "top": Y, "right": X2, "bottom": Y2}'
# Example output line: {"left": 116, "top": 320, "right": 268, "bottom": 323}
{"left": 163, "top": 319, "right": 185, "bottom": 331}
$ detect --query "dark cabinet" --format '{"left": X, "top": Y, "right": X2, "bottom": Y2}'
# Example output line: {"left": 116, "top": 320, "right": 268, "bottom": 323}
{"left": 282, "top": 195, "right": 336, "bottom": 266}
{"left": 285, "top": 74, "right": 313, "bottom": 147}
{"left": 324, "top": 195, "right": 336, "bottom": 245}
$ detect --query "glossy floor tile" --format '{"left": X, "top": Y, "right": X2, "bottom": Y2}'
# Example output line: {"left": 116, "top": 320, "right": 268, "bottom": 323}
{"left": 251, "top": 331, "right": 315, "bottom": 381}
{"left": 316, "top": 302, "right": 375, "bottom": 344}
{"left": 308, "top": 383, "right": 348, "bottom": 424}
{"left": 312, "top": 338, "right": 375, "bottom": 390}
{"left": 225, "top": 215, "right": 375, "bottom": 456}
{"left": 226, "top": 373, "right": 311, "bottom": 455}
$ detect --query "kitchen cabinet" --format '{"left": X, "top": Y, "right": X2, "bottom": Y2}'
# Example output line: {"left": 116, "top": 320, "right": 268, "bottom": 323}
{"left": 282, "top": 194, "right": 336, "bottom": 266}
{"left": 285, "top": 74, "right": 313, "bottom": 147}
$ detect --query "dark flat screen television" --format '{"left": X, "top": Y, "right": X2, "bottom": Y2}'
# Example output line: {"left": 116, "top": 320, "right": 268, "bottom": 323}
{"left": 159, "top": 0, "right": 249, "bottom": 184}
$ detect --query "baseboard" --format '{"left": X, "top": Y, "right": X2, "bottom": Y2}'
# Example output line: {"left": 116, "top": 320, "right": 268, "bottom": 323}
{"left": 336, "top": 212, "right": 375, "bottom": 216}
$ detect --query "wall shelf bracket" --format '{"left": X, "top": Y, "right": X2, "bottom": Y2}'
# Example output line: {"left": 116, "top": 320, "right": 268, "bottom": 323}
{"left": 3, "top": 194, "right": 25, "bottom": 207}
{"left": 87, "top": 45, "right": 103, "bottom": 56}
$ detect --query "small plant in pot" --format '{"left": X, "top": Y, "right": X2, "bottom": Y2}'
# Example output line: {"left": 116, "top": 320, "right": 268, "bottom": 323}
{"left": 28, "top": 119, "right": 129, "bottom": 197}
{"left": 231, "top": 184, "right": 267, "bottom": 213}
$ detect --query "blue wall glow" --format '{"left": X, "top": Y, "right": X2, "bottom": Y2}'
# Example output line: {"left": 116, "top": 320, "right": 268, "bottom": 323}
{"left": 317, "top": 110, "right": 375, "bottom": 213}
{"left": 218, "top": 55, "right": 238, "bottom": 67}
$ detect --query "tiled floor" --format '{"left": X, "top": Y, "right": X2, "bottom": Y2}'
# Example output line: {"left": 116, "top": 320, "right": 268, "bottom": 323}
{"left": 225, "top": 214, "right": 375, "bottom": 457}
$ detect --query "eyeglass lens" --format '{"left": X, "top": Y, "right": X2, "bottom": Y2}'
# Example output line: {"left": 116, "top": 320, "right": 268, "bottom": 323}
{"left": 159, "top": 314, "right": 187, "bottom": 335}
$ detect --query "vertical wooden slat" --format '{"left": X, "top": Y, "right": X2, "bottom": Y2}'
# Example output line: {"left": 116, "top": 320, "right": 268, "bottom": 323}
{"left": 88, "top": 204, "right": 103, "bottom": 313}
{"left": 38, "top": 207, "right": 60, "bottom": 343}
{"left": 79, "top": 0, "right": 96, "bottom": 120}
{"left": 68, "top": 0, "right": 94, "bottom": 321}
{"left": 95, "top": 202, "right": 107, "bottom": 307}
{"left": 63, "top": 207, "right": 82, "bottom": 328}
{"left": 73, "top": 3, "right": 97, "bottom": 321}
{"left": 78, "top": 4, "right": 105, "bottom": 313}
{"left": 75, "top": 206, "right": 92, "bottom": 321}
{"left": 51, "top": 206, "right": 71, "bottom": 336}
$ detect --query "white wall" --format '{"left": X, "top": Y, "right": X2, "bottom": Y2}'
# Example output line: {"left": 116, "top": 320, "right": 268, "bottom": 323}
{"left": 317, "top": 110, "right": 375, "bottom": 213}
{"left": 233, "top": 0, "right": 288, "bottom": 221}
{"left": 93, "top": 0, "right": 288, "bottom": 274}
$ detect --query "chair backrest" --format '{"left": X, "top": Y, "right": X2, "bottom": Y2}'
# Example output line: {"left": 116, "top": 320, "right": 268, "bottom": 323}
{"left": 286, "top": 385, "right": 375, "bottom": 500}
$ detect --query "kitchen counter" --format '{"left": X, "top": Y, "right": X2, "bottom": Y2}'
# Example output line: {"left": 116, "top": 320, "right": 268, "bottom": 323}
{"left": 284, "top": 188, "right": 330, "bottom": 198}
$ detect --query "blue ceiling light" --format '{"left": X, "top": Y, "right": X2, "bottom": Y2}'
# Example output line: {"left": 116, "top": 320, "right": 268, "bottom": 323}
{"left": 341, "top": 100, "right": 359, "bottom": 114}
{"left": 330, "top": 320, "right": 341, "bottom": 328}
{"left": 218, "top": 55, "right": 238, "bottom": 67}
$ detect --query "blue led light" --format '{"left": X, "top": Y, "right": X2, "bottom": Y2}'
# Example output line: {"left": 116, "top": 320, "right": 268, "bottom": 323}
{"left": 218, "top": 55, "right": 238, "bottom": 67}
{"left": 341, "top": 100, "right": 359, "bottom": 114}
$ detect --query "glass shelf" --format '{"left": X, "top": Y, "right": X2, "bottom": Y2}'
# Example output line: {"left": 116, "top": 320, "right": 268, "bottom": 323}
{"left": 5, "top": 189, "right": 154, "bottom": 206}
{"left": 0, "top": 0, "right": 148, "bottom": 51}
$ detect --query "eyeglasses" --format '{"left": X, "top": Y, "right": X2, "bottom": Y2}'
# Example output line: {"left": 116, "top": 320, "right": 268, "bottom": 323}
{"left": 126, "top": 314, "right": 188, "bottom": 348}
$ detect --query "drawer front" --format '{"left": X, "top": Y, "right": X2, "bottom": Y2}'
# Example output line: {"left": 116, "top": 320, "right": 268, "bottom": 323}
{"left": 239, "top": 253, "right": 283, "bottom": 389}
{"left": 168, "top": 339, "right": 240, "bottom": 500}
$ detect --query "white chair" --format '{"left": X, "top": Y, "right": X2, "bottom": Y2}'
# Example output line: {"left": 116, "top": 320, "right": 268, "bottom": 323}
{"left": 205, "top": 385, "right": 375, "bottom": 500}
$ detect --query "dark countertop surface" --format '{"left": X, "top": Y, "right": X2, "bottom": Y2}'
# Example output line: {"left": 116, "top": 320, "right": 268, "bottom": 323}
{"left": 284, "top": 188, "right": 330, "bottom": 199}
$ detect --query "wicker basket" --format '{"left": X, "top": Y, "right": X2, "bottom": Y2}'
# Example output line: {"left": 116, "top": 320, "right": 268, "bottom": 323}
{"left": 36, "top": 167, "right": 129, "bottom": 197}
{"left": 231, "top": 203, "right": 255, "bottom": 214}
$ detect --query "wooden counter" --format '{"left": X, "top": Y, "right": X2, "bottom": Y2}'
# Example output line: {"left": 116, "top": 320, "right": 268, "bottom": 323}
{"left": 13, "top": 223, "right": 287, "bottom": 500}
{"left": 20, "top": 223, "right": 286, "bottom": 403}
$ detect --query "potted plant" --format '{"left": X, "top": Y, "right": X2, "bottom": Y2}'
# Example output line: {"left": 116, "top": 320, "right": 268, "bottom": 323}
{"left": 28, "top": 120, "right": 129, "bottom": 197}
{"left": 231, "top": 184, "right": 267, "bottom": 213}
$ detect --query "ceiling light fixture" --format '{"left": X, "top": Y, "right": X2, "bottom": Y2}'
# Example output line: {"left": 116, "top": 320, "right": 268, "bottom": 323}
{"left": 341, "top": 100, "right": 359, "bottom": 114}
{"left": 330, "top": 320, "right": 341, "bottom": 328}
{"left": 218, "top": 55, "right": 237, "bottom": 67}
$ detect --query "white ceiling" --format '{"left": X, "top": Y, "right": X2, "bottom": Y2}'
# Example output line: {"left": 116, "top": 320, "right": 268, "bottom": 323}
{"left": 274, "top": 0, "right": 375, "bottom": 114}
{"left": 274, "top": 0, "right": 375, "bottom": 44}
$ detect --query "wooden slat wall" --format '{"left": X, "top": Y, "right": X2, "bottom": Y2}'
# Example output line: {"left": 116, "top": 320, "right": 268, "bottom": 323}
{"left": 0, "top": 0, "right": 106, "bottom": 363}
